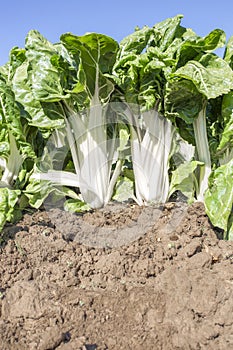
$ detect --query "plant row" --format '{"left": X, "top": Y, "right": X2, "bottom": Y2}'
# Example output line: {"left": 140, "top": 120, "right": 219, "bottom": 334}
{"left": 0, "top": 15, "right": 232, "bottom": 239}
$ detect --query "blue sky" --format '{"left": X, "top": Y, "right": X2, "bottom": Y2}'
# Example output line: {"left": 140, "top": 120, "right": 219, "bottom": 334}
{"left": 1, "top": 0, "right": 233, "bottom": 65}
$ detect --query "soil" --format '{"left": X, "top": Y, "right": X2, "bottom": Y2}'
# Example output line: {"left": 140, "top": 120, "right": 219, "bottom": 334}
{"left": 0, "top": 201, "right": 232, "bottom": 350}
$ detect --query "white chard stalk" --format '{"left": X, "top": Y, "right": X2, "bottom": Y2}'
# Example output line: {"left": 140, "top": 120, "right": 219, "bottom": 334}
{"left": 193, "top": 107, "right": 212, "bottom": 201}
{"left": 130, "top": 108, "right": 174, "bottom": 205}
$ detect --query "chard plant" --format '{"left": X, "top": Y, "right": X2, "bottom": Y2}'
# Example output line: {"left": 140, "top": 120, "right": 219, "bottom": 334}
{"left": 0, "top": 73, "right": 35, "bottom": 230}
{"left": 12, "top": 30, "right": 124, "bottom": 210}
{"left": 112, "top": 16, "right": 183, "bottom": 205}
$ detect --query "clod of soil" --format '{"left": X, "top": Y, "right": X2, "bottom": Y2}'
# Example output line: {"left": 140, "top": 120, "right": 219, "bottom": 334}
{"left": 0, "top": 201, "right": 232, "bottom": 349}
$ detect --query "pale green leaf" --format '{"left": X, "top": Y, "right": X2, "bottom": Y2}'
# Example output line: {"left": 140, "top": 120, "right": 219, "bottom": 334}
{"left": 204, "top": 159, "right": 233, "bottom": 239}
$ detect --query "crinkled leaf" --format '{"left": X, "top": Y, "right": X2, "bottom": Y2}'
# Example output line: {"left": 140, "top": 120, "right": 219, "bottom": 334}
{"left": 177, "top": 29, "right": 226, "bottom": 67}
{"left": 61, "top": 33, "right": 118, "bottom": 103}
{"left": 165, "top": 79, "right": 205, "bottom": 124}
{"left": 224, "top": 35, "right": 233, "bottom": 69}
{"left": 25, "top": 30, "right": 74, "bottom": 102}
{"left": 152, "top": 14, "right": 184, "bottom": 52}
{"left": 172, "top": 54, "right": 233, "bottom": 99}
{"left": 8, "top": 47, "right": 27, "bottom": 79}
{"left": 114, "top": 15, "right": 184, "bottom": 109}
{"left": 113, "top": 175, "right": 134, "bottom": 202}
{"left": 0, "top": 188, "right": 21, "bottom": 231}
{"left": 117, "top": 26, "right": 154, "bottom": 58}
{"left": 64, "top": 198, "right": 91, "bottom": 213}
{"left": 25, "top": 179, "right": 79, "bottom": 209}
{"left": 204, "top": 159, "right": 233, "bottom": 239}
{"left": 0, "top": 74, "right": 34, "bottom": 160}
{"left": 218, "top": 91, "right": 233, "bottom": 153}
{"left": 169, "top": 160, "right": 203, "bottom": 200}
{"left": 117, "top": 14, "right": 183, "bottom": 60}
{"left": 12, "top": 61, "right": 65, "bottom": 132}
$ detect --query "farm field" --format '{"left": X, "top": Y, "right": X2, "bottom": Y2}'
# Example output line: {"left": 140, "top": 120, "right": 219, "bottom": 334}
{"left": 0, "top": 14, "right": 233, "bottom": 349}
{"left": 0, "top": 201, "right": 232, "bottom": 349}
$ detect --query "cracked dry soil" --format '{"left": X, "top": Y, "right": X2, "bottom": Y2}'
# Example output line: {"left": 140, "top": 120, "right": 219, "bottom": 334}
{"left": 0, "top": 201, "right": 232, "bottom": 350}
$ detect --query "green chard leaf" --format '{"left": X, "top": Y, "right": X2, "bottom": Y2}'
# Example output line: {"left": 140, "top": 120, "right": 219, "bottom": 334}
{"left": 61, "top": 32, "right": 118, "bottom": 104}
{"left": 169, "top": 160, "right": 203, "bottom": 201}
{"left": 25, "top": 179, "right": 79, "bottom": 209}
{"left": 177, "top": 29, "right": 226, "bottom": 67}
{"left": 12, "top": 61, "right": 66, "bottom": 134}
{"left": 113, "top": 174, "right": 135, "bottom": 203}
{"left": 64, "top": 198, "right": 91, "bottom": 213}
{"left": 224, "top": 35, "right": 233, "bottom": 69}
{"left": 217, "top": 91, "right": 233, "bottom": 162}
{"left": 0, "top": 188, "right": 21, "bottom": 231}
{"left": 204, "top": 159, "right": 233, "bottom": 239}
{"left": 25, "top": 30, "right": 74, "bottom": 102}
{"left": 0, "top": 75, "right": 35, "bottom": 160}
{"left": 172, "top": 54, "right": 233, "bottom": 99}
{"left": 165, "top": 79, "right": 205, "bottom": 125}
{"left": 114, "top": 15, "right": 185, "bottom": 110}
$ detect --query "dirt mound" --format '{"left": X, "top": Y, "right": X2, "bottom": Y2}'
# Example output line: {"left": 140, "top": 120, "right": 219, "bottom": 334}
{"left": 0, "top": 202, "right": 232, "bottom": 349}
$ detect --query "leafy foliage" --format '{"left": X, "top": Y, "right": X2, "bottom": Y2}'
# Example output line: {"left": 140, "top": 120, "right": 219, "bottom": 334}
{"left": 0, "top": 15, "right": 232, "bottom": 238}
